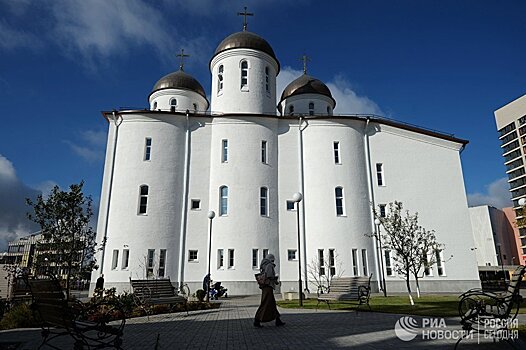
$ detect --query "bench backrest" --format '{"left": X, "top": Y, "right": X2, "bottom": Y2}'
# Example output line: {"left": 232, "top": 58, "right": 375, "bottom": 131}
{"left": 27, "top": 278, "right": 73, "bottom": 329}
{"left": 130, "top": 278, "right": 176, "bottom": 298}
{"left": 328, "top": 276, "right": 371, "bottom": 294}
{"left": 507, "top": 265, "right": 526, "bottom": 296}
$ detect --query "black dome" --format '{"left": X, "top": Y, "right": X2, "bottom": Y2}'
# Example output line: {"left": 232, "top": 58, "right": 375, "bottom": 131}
{"left": 279, "top": 74, "right": 335, "bottom": 109}
{"left": 150, "top": 70, "right": 207, "bottom": 99}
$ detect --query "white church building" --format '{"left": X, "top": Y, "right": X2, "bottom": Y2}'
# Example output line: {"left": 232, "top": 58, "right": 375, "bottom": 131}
{"left": 92, "top": 23, "right": 480, "bottom": 295}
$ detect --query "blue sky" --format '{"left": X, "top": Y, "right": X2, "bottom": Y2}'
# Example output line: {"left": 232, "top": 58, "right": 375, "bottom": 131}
{"left": 1, "top": 0, "right": 525, "bottom": 250}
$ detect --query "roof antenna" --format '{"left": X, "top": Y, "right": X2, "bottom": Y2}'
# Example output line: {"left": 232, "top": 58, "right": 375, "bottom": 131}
{"left": 237, "top": 6, "right": 254, "bottom": 31}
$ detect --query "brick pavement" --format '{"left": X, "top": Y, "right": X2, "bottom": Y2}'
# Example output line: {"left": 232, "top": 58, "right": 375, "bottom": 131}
{"left": 1, "top": 295, "right": 525, "bottom": 349}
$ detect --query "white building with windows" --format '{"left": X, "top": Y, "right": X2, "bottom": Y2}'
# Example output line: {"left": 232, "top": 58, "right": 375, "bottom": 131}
{"left": 92, "top": 25, "right": 480, "bottom": 295}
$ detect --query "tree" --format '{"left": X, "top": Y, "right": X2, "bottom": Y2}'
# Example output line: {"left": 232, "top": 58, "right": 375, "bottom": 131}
{"left": 374, "top": 201, "right": 440, "bottom": 305}
{"left": 26, "top": 181, "right": 98, "bottom": 299}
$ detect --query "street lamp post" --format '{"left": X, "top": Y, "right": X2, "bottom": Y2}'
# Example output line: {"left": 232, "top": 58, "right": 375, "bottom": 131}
{"left": 374, "top": 218, "right": 387, "bottom": 297}
{"left": 293, "top": 192, "right": 303, "bottom": 306}
{"left": 206, "top": 210, "right": 215, "bottom": 302}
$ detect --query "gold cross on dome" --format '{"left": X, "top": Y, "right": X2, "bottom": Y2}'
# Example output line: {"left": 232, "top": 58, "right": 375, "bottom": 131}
{"left": 237, "top": 6, "right": 254, "bottom": 31}
{"left": 176, "top": 49, "right": 190, "bottom": 71}
{"left": 299, "top": 54, "right": 311, "bottom": 74}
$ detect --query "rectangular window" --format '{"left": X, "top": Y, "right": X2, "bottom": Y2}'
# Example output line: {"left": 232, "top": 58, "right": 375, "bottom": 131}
{"left": 261, "top": 140, "right": 267, "bottom": 163}
{"left": 147, "top": 249, "right": 155, "bottom": 277}
{"left": 191, "top": 199, "right": 200, "bottom": 210}
{"left": 335, "top": 187, "right": 344, "bottom": 216}
{"left": 139, "top": 185, "right": 149, "bottom": 214}
{"left": 188, "top": 249, "right": 198, "bottom": 262}
{"left": 158, "top": 249, "right": 166, "bottom": 277}
{"left": 218, "top": 249, "right": 224, "bottom": 268}
{"left": 318, "top": 249, "right": 325, "bottom": 275}
{"left": 144, "top": 138, "right": 152, "bottom": 161}
{"left": 379, "top": 204, "right": 386, "bottom": 218}
{"left": 220, "top": 186, "right": 228, "bottom": 216}
{"left": 222, "top": 139, "right": 228, "bottom": 162}
{"left": 352, "top": 249, "right": 358, "bottom": 276}
{"left": 376, "top": 163, "right": 384, "bottom": 186}
{"left": 361, "top": 249, "right": 368, "bottom": 276}
{"left": 436, "top": 250, "right": 445, "bottom": 276}
{"left": 263, "top": 249, "right": 269, "bottom": 259}
{"left": 424, "top": 254, "right": 432, "bottom": 276}
{"left": 333, "top": 142, "right": 340, "bottom": 164}
{"left": 288, "top": 249, "right": 297, "bottom": 261}
{"left": 260, "top": 187, "right": 268, "bottom": 216}
{"left": 112, "top": 249, "right": 119, "bottom": 270}
{"left": 228, "top": 249, "right": 235, "bottom": 268}
{"left": 329, "top": 249, "right": 336, "bottom": 276}
{"left": 385, "top": 250, "right": 393, "bottom": 276}
{"left": 286, "top": 200, "right": 296, "bottom": 211}
{"left": 252, "top": 249, "right": 259, "bottom": 268}
{"left": 122, "top": 249, "right": 129, "bottom": 269}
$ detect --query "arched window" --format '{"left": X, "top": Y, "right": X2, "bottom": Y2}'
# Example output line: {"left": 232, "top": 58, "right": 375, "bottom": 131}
{"left": 260, "top": 187, "right": 268, "bottom": 216}
{"left": 219, "top": 186, "right": 228, "bottom": 216}
{"left": 309, "top": 102, "right": 315, "bottom": 116}
{"left": 170, "top": 99, "right": 177, "bottom": 112}
{"left": 193, "top": 103, "right": 198, "bottom": 112}
{"left": 327, "top": 106, "right": 332, "bottom": 116}
{"left": 335, "top": 187, "right": 344, "bottom": 216}
{"left": 240, "top": 61, "right": 248, "bottom": 89}
{"left": 289, "top": 105, "right": 294, "bottom": 115}
{"left": 139, "top": 185, "right": 149, "bottom": 214}
{"left": 218, "top": 65, "right": 224, "bottom": 93}
{"left": 265, "top": 66, "right": 270, "bottom": 93}
{"left": 153, "top": 101, "right": 157, "bottom": 110}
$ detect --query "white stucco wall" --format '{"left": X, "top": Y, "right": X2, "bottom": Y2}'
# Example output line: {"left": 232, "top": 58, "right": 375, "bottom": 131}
{"left": 469, "top": 206, "right": 499, "bottom": 266}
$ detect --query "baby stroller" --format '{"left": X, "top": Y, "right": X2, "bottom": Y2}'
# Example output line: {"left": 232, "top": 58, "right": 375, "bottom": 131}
{"left": 209, "top": 281, "right": 228, "bottom": 300}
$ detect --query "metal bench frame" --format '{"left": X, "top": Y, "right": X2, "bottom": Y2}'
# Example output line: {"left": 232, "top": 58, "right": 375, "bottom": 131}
{"left": 317, "top": 275, "right": 372, "bottom": 310}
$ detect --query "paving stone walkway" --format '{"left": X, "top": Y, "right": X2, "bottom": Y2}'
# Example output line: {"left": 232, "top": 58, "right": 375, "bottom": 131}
{"left": 1, "top": 295, "right": 524, "bottom": 349}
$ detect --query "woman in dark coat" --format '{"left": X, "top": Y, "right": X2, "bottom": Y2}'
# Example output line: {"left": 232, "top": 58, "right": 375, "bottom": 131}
{"left": 254, "top": 254, "right": 285, "bottom": 327}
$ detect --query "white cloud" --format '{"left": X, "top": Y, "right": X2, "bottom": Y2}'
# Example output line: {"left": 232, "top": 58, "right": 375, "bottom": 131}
{"left": 277, "top": 67, "right": 384, "bottom": 115}
{"left": 81, "top": 130, "right": 107, "bottom": 148}
{"left": 467, "top": 177, "right": 512, "bottom": 209}
{"left": 0, "top": 154, "right": 17, "bottom": 180}
{"left": 64, "top": 129, "right": 107, "bottom": 163}
{"left": 0, "top": 19, "right": 42, "bottom": 51}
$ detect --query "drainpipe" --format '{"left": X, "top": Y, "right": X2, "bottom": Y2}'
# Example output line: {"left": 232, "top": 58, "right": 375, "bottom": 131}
{"left": 177, "top": 110, "right": 191, "bottom": 287}
{"left": 99, "top": 111, "right": 122, "bottom": 275}
{"left": 364, "top": 117, "right": 382, "bottom": 293}
{"left": 298, "top": 116, "right": 309, "bottom": 291}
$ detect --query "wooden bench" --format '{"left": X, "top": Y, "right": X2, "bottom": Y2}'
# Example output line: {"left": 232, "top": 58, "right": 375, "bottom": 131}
{"left": 130, "top": 278, "right": 189, "bottom": 315}
{"left": 317, "top": 275, "right": 372, "bottom": 310}
{"left": 455, "top": 265, "right": 526, "bottom": 349}
{"left": 27, "top": 277, "right": 125, "bottom": 349}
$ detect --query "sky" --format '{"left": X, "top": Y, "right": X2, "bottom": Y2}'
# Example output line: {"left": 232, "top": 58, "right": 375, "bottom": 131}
{"left": 0, "top": 0, "right": 525, "bottom": 250}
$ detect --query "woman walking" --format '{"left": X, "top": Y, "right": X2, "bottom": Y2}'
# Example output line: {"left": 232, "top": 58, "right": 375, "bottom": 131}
{"left": 254, "top": 254, "right": 285, "bottom": 327}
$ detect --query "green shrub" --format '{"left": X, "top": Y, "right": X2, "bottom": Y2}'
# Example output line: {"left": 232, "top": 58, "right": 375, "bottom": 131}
{"left": 195, "top": 289, "right": 206, "bottom": 302}
{"left": 0, "top": 303, "right": 40, "bottom": 330}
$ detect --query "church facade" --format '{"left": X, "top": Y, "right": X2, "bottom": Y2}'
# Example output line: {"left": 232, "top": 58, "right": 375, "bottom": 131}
{"left": 92, "top": 26, "right": 480, "bottom": 295}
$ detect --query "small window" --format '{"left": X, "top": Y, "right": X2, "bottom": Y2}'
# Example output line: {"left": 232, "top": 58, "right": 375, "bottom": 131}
{"left": 288, "top": 249, "right": 297, "bottom": 261}
{"left": 261, "top": 140, "right": 267, "bottom": 163}
{"left": 188, "top": 250, "right": 198, "bottom": 262}
{"left": 376, "top": 163, "right": 384, "bottom": 186}
{"left": 286, "top": 200, "right": 295, "bottom": 211}
{"left": 436, "top": 250, "right": 445, "bottom": 276}
{"left": 335, "top": 187, "right": 344, "bottom": 216}
{"left": 263, "top": 249, "right": 269, "bottom": 259}
{"left": 219, "top": 186, "right": 228, "bottom": 216}
{"left": 144, "top": 138, "right": 152, "bottom": 161}
{"left": 252, "top": 249, "right": 259, "bottom": 268}
{"left": 159, "top": 249, "right": 166, "bottom": 277}
{"left": 222, "top": 139, "right": 228, "bottom": 162}
{"left": 351, "top": 249, "right": 359, "bottom": 276}
{"left": 318, "top": 249, "right": 325, "bottom": 275}
{"left": 191, "top": 199, "right": 201, "bottom": 210}
{"left": 122, "top": 249, "right": 129, "bottom": 269}
{"left": 333, "top": 141, "right": 340, "bottom": 164}
{"left": 379, "top": 204, "right": 386, "bottom": 218}
{"left": 170, "top": 99, "right": 177, "bottom": 112}
{"left": 112, "top": 250, "right": 119, "bottom": 270}
{"left": 139, "top": 185, "right": 149, "bottom": 214}
{"left": 228, "top": 249, "right": 235, "bottom": 268}
{"left": 289, "top": 105, "right": 294, "bottom": 115}
{"left": 265, "top": 66, "right": 270, "bottom": 93}
{"left": 327, "top": 106, "right": 332, "bottom": 115}
{"left": 217, "top": 249, "right": 224, "bottom": 268}
{"left": 147, "top": 249, "right": 155, "bottom": 277}
{"left": 361, "top": 249, "right": 368, "bottom": 276}
{"left": 260, "top": 187, "right": 268, "bottom": 216}
{"left": 218, "top": 65, "right": 224, "bottom": 93}
{"left": 329, "top": 249, "right": 336, "bottom": 276}
{"left": 309, "top": 102, "right": 314, "bottom": 116}
{"left": 153, "top": 101, "right": 157, "bottom": 110}
{"left": 424, "top": 254, "right": 432, "bottom": 276}
{"left": 193, "top": 103, "right": 198, "bottom": 112}
{"left": 385, "top": 250, "right": 393, "bottom": 276}
{"left": 241, "top": 61, "right": 248, "bottom": 89}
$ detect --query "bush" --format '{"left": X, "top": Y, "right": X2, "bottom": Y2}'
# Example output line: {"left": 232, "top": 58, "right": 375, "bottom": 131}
{"left": 0, "top": 303, "right": 40, "bottom": 330}
{"left": 195, "top": 289, "right": 206, "bottom": 302}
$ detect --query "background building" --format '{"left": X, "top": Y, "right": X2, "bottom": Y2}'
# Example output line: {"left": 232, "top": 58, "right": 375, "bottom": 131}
{"left": 92, "top": 24, "right": 480, "bottom": 295}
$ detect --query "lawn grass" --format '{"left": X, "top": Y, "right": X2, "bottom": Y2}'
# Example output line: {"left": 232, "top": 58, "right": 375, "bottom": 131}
{"left": 277, "top": 294, "right": 526, "bottom": 318}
